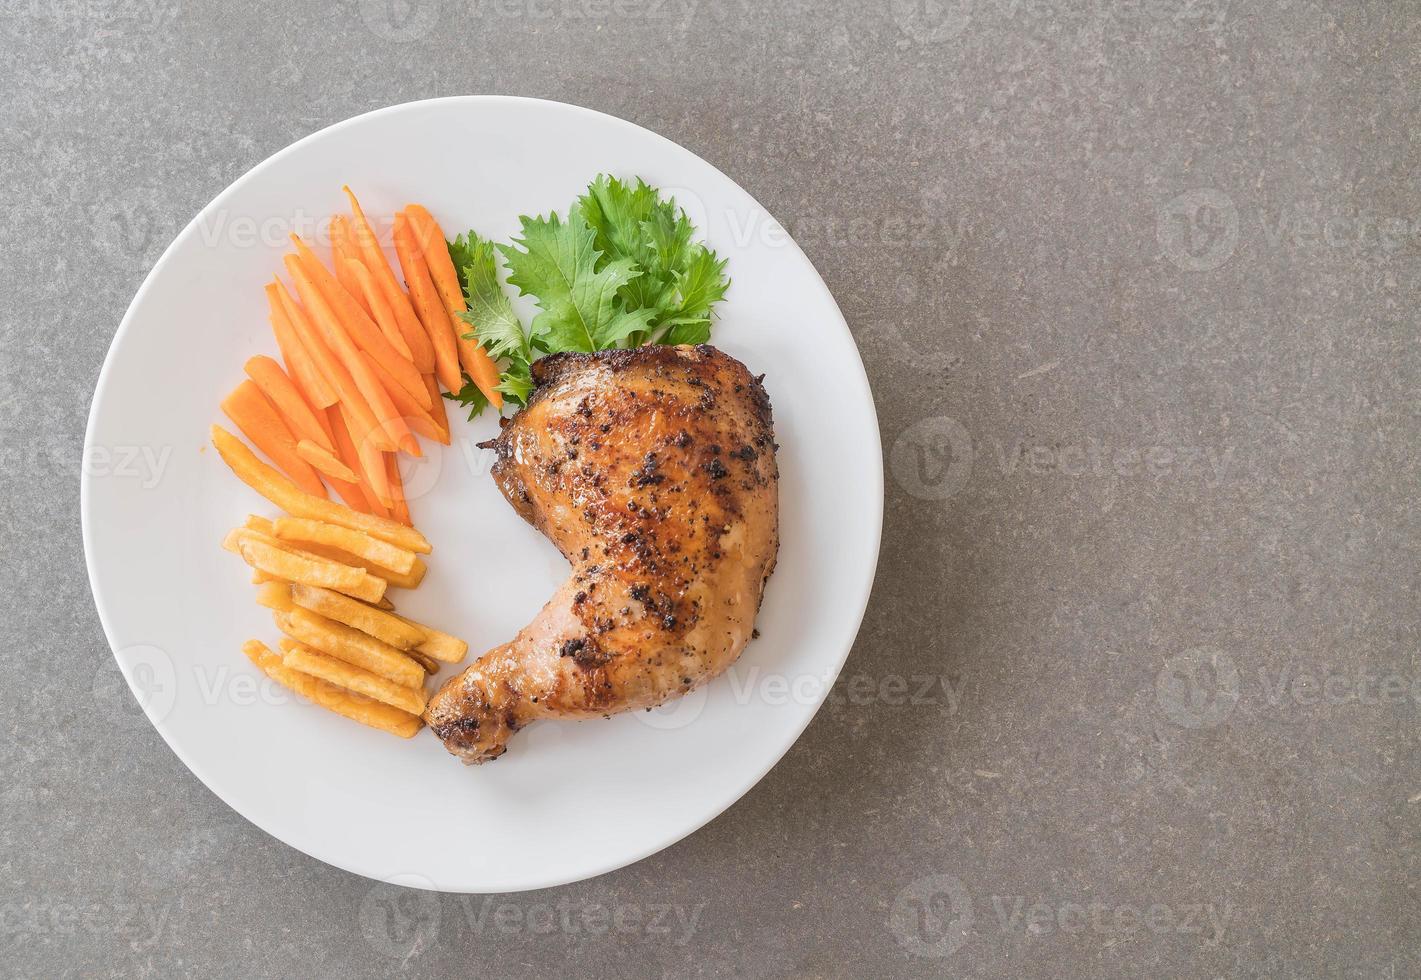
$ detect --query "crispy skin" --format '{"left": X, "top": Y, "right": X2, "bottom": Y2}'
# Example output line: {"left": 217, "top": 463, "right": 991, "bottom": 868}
{"left": 427, "top": 344, "right": 779, "bottom": 763}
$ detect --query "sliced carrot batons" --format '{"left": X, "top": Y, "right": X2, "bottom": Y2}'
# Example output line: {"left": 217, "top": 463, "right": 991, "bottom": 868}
{"left": 342, "top": 186, "right": 437, "bottom": 376}
{"left": 404, "top": 204, "right": 502, "bottom": 408}
{"left": 221, "top": 379, "right": 328, "bottom": 498}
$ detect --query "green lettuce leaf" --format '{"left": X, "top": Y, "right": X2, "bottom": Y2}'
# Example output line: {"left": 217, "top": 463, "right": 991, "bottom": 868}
{"left": 451, "top": 230, "right": 536, "bottom": 412}
{"left": 576, "top": 175, "right": 730, "bottom": 345}
{"left": 497, "top": 209, "right": 655, "bottom": 353}
{"left": 444, "top": 176, "right": 731, "bottom": 418}
{"left": 445, "top": 379, "right": 490, "bottom": 421}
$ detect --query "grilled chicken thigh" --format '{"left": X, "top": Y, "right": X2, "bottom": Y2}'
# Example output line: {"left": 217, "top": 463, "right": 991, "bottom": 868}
{"left": 427, "top": 344, "right": 779, "bottom": 763}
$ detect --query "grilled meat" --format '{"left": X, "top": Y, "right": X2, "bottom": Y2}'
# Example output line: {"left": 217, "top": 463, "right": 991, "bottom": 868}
{"left": 426, "top": 344, "right": 779, "bottom": 763}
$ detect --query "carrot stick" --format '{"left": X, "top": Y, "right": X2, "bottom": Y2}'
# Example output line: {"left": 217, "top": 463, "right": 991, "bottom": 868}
{"left": 405, "top": 204, "right": 502, "bottom": 408}
{"left": 290, "top": 236, "right": 427, "bottom": 406}
{"left": 393, "top": 212, "right": 462, "bottom": 393}
{"left": 297, "top": 439, "right": 360, "bottom": 483}
{"left": 294, "top": 231, "right": 409, "bottom": 364}
{"left": 361, "top": 351, "right": 448, "bottom": 445}
{"left": 343, "top": 404, "right": 395, "bottom": 509}
{"left": 340, "top": 252, "right": 408, "bottom": 358}
{"left": 274, "top": 279, "right": 396, "bottom": 454}
{"left": 266, "top": 283, "right": 336, "bottom": 409}
{"left": 339, "top": 403, "right": 395, "bottom": 508}
{"left": 325, "top": 407, "right": 379, "bottom": 515}
{"left": 385, "top": 453, "right": 411, "bottom": 526}
{"left": 454, "top": 321, "right": 503, "bottom": 408}
{"left": 221, "top": 380, "right": 328, "bottom": 497}
{"left": 284, "top": 253, "right": 421, "bottom": 458}
{"left": 244, "top": 355, "right": 335, "bottom": 452}
{"left": 344, "top": 256, "right": 432, "bottom": 410}
{"left": 424, "top": 374, "right": 450, "bottom": 438}
{"left": 342, "top": 186, "right": 437, "bottom": 377}
{"left": 310, "top": 399, "right": 336, "bottom": 446}
{"left": 329, "top": 216, "right": 372, "bottom": 318}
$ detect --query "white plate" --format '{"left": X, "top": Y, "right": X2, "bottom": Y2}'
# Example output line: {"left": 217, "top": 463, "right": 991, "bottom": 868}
{"left": 82, "top": 97, "right": 882, "bottom": 893}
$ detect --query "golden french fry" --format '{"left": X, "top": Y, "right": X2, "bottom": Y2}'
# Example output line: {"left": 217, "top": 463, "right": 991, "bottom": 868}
{"left": 212, "top": 425, "right": 431, "bottom": 554}
{"left": 272, "top": 517, "right": 417, "bottom": 574}
{"left": 375, "top": 556, "right": 425, "bottom": 591}
{"left": 273, "top": 607, "right": 423, "bottom": 688}
{"left": 236, "top": 537, "right": 358, "bottom": 589}
{"left": 236, "top": 537, "right": 386, "bottom": 604}
{"left": 294, "top": 541, "right": 427, "bottom": 590}
{"left": 408, "top": 650, "right": 440, "bottom": 674}
{"left": 281, "top": 643, "right": 427, "bottom": 715}
{"left": 241, "top": 522, "right": 413, "bottom": 586}
{"left": 288, "top": 583, "right": 426, "bottom": 649}
{"left": 254, "top": 580, "right": 294, "bottom": 612}
{"left": 391, "top": 612, "right": 469, "bottom": 663}
{"left": 227, "top": 526, "right": 387, "bottom": 602}
{"left": 242, "top": 640, "right": 421, "bottom": 738}
{"left": 224, "top": 525, "right": 311, "bottom": 558}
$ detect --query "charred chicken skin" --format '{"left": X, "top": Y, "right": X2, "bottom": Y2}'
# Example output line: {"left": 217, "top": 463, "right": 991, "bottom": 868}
{"left": 427, "top": 344, "right": 779, "bottom": 763}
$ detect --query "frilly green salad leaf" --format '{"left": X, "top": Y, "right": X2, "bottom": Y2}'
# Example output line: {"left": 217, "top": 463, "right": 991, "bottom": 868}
{"left": 448, "top": 176, "right": 730, "bottom": 419}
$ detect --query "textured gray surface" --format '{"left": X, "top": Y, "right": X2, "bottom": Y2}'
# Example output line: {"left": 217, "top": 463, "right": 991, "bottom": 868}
{"left": 2, "top": 1, "right": 1418, "bottom": 977}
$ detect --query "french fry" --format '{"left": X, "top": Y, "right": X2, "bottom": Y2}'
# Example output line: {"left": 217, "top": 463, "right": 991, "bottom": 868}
{"left": 224, "top": 523, "right": 339, "bottom": 566}
{"left": 297, "top": 542, "right": 427, "bottom": 590}
{"left": 281, "top": 642, "right": 426, "bottom": 715}
{"left": 235, "top": 537, "right": 386, "bottom": 604}
{"left": 228, "top": 527, "right": 396, "bottom": 601}
{"left": 288, "top": 582, "right": 426, "bottom": 649}
{"left": 272, "top": 516, "right": 416, "bottom": 574}
{"left": 254, "top": 580, "right": 295, "bottom": 612}
{"left": 273, "top": 607, "right": 423, "bottom": 688}
{"left": 226, "top": 525, "right": 385, "bottom": 600}
{"left": 240, "top": 514, "right": 397, "bottom": 599}
{"left": 296, "top": 440, "right": 359, "bottom": 483}
{"left": 211, "top": 425, "right": 432, "bottom": 553}
{"left": 243, "top": 640, "right": 421, "bottom": 738}
{"left": 264, "top": 522, "right": 424, "bottom": 588}
{"left": 391, "top": 612, "right": 469, "bottom": 663}
{"left": 383, "top": 556, "right": 426, "bottom": 591}
{"left": 408, "top": 650, "right": 439, "bottom": 673}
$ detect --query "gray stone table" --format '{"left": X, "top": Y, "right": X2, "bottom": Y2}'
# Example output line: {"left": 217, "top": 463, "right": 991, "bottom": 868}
{"left": 2, "top": 2, "right": 1417, "bottom": 977}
